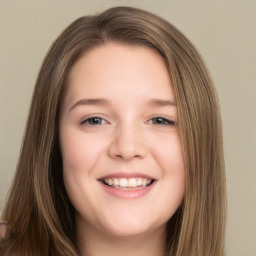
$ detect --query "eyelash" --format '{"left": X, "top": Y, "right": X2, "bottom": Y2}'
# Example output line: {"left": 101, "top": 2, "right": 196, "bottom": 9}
{"left": 80, "top": 117, "right": 107, "bottom": 126}
{"left": 80, "top": 116, "right": 175, "bottom": 126}
{"left": 147, "top": 117, "right": 176, "bottom": 126}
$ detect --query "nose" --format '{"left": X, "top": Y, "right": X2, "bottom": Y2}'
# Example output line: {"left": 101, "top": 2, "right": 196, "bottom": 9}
{"left": 108, "top": 124, "right": 147, "bottom": 161}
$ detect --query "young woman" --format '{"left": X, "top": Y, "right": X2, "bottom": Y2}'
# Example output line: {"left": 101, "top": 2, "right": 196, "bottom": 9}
{"left": 0, "top": 6, "right": 226, "bottom": 256}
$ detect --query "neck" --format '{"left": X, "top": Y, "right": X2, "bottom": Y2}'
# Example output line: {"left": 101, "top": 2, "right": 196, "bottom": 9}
{"left": 76, "top": 220, "right": 166, "bottom": 256}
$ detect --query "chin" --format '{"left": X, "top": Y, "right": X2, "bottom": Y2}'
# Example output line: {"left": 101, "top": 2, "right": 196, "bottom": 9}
{"left": 97, "top": 211, "right": 167, "bottom": 239}
{"left": 102, "top": 223, "right": 160, "bottom": 239}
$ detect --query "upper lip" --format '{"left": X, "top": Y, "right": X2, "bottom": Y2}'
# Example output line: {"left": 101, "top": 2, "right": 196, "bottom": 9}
{"left": 98, "top": 172, "right": 157, "bottom": 180}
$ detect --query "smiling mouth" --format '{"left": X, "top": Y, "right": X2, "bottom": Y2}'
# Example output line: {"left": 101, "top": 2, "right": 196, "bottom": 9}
{"left": 100, "top": 177, "right": 155, "bottom": 189}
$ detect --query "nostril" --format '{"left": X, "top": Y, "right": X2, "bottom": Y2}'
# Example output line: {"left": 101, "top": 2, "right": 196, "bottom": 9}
{"left": 108, "top": 133, "right": 147, "bottom": 160}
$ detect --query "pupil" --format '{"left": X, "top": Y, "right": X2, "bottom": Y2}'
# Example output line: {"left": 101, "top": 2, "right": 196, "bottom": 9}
{"left": 90, "top": 118, "right": 101, "bottom": 125}
{"left": 154, "top": 118, "right": 164, "bottom": 124}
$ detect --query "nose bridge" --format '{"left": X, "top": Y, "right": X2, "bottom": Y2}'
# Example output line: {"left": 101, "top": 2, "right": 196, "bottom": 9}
{"left": 108, "top": 119, "right": 146, "bottom": 160}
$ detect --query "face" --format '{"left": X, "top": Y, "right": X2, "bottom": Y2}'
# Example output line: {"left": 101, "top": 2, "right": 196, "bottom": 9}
{"left": 59, "top": 42, "right": 185, "bottom": 239}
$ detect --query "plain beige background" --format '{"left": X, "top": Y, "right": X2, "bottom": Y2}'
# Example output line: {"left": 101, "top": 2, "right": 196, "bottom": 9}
{"left": 0, "top": 0, "right": 255, "bottom": 255}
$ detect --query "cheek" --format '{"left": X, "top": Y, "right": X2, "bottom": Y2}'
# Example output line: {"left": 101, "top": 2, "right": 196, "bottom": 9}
{"left": 153, "top": 134, "right": 185, "bottom": 207}
{"left": 165, "top": 137, "right": 185, "bottom": 191}
{"left": 60, "top": 131, "right": 92, "bottom": 203}
{"left": 60, "top": 129, "right": 105, "bottom": 175}
{"left": 155, "top": 134, "right": 184, "bottom": 175}
{"left": 60, "top": 129, "right": 106, "bottom": 216}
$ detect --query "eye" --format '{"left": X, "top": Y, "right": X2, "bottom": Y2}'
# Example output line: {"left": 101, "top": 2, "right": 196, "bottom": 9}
{"left": 80, "top": 117, "right": 107, "bottom": 126}
{"left": 148, "top": 117, "right": 175, "bottom": 126}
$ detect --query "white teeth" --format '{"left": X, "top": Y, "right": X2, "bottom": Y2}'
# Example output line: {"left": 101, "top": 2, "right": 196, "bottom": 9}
{"left": 129, "top": 178, "right": 137, "bottom": 187}
{"left": 107, "top": 178, "right": 113, "bottom": 186}
{"left": 103, "top": 177, "right": 153, "bottom": 188}
{"left": 142, "top": 179, "right": 147, "bottom": 186}
{"left": 119, "top": 178, "right": 128, "bottom": 187}
{"left": 113, "top": 178, "right": 119, "bottom": 186}
{"left": 137, "top": 178, "right": 142, "bottom": 186}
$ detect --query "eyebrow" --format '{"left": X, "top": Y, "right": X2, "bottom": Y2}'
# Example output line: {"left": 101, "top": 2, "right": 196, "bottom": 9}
{"left": 147, "top": 99, "right": 176, "bottom": 107}
{"left": 69, "top": 97, "right": 176, "bottom": 112}
{"left": 69, "top": 98, "right": 109, "bottom": 112}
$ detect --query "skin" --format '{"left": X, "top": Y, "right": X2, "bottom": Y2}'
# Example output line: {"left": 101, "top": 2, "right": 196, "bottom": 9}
{"left": 59, "top": 42, "right": 185, "bottom": 256}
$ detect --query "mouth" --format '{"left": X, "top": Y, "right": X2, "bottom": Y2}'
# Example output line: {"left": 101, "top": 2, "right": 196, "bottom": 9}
{"left": 100, "top": 177, "right": 155, "bottom": 190}
{"left": 98, "top": 173, "right": 157, "bottom": 198}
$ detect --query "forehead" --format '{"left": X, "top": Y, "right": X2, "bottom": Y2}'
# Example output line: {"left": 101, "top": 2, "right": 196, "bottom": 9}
{"left": 64, "top": 42, "right": 174, "bottom": 107}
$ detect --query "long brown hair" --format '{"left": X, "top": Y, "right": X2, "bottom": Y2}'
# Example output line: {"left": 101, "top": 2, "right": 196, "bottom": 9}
{"left": 0, "top": 6, "right": 226, "bottom": 256}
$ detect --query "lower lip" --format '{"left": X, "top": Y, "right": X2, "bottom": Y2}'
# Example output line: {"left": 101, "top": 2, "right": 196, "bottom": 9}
{"left": 99, "top": 181, "right": 156, "bottom": 199}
